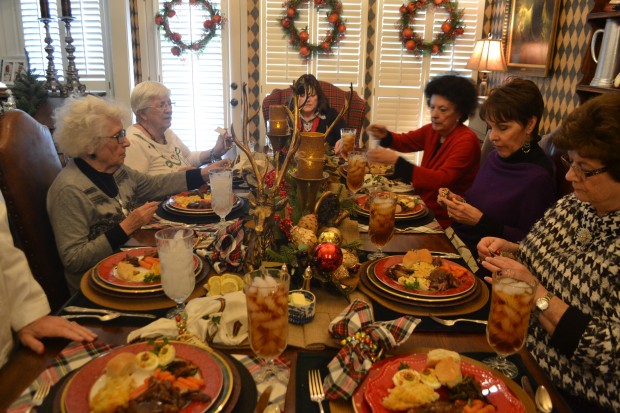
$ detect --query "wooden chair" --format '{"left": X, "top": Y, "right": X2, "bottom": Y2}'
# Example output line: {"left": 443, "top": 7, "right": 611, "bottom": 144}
{"left": 262, "top": 81, "right": 366, "bottom": 138}
{"left": 0, "top": 110, "right": 69, "bottom": 311}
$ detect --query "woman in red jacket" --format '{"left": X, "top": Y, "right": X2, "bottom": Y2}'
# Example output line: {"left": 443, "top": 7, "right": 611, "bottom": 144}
{"left": 367, "top": 75, "right": 480, "bottom": 227}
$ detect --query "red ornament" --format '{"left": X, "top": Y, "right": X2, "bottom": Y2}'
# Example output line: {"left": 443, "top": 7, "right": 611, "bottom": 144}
{"left": 287, "top": 7, "right": 296, "bottom": 17}
{"left": 171, "top": 32, "right": 182, "bottom": 42}
{"left": 212, "top": 14, "right": 222, "bottom": 24}
{"left": 281, "top": 18, "right": 291, "bottom": 29}
{"left": 299, "top": 30, "right": 310, "bottom": 42}
{"left": 405, "top": 39, "right": 416, "bottom": 50}
{"left": 431, "top": 44, "right": 440, "bottom": 53}
{"left": 204, "top": 19, "right": 214, "bottom": 29}
{"left": 167, "top": 10, "right": 176, "bottom": 17}
{"left": 300, "top": 45, "right": 311, "bottom": 56}
{"left": 327, "top": 13, "right": 339, "bottom": 25}
{"left": 171, "top": 46, "right": 181, "bottom": 56}
{"left": 441, "top": 22, "right": 452, "bottom": 33}
{"left": 455, "top": 27, "right": 464, "bottom": 35}
{"left": 321, "top": 41, "right": 331, "bottom": 50}
{"left": 155, "top": 14, "right": 164, "bottom": 25}
{"left": 338, "top": 24, "right": 346, "bottom": 33}
{"left": 402, "top": 27, "right": 413, "bottom": 39}
{"left": 314, "top": 242, "right": 343, "bottom": 272}
{"left": 434, "top": 0, "right": 443, "bottom": 4}
{"left": 407, "top": 2, "right": 415, "bottom": 12}
{"left": 399, "top": 5, "right": 407, "bottom": 13}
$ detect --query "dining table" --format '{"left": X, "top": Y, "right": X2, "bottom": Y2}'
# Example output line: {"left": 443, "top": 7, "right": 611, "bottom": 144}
{"left": 0, "top": 191, "right": 577, "bottom": 413}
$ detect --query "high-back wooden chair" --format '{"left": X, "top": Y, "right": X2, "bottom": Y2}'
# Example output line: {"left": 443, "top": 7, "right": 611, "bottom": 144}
{"left": 262, "top": 81, "right": 366, "bottom": 138}
{"left": 0, "top": 110, "right": 69, "bottom": 311}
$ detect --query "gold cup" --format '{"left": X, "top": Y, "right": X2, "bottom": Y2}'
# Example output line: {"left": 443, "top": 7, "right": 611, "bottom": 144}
{"left": 291, "top": 172, "right": 329, "bottom": 213}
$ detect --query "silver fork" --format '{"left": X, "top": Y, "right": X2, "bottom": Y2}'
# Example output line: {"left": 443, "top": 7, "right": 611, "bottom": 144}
{"left": 308, "top": 369, "right": 326, "bottom": 413}
{"left": 27, "top": 379, "right": 51, "bottom": 412}
{"left": 429, "top": 314, "right": 487, "bottom": 326}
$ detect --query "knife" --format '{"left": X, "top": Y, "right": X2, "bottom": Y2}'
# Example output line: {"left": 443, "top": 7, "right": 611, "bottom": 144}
{"left": 254, "top": 385, "right": 273, "bottom": 413}
{"left": 521, "top": 376, "right": 536, "bottom": 403}
{"left": 63, "top": 306, "right": 157, "bottom": 319}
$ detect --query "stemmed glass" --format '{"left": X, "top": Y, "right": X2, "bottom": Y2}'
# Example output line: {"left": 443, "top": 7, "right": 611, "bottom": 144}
{"left": 367, "top": 191, "right": 397, "bottom": 260}
{"left": 209, "top": 167, "right": 234, "bottom": 227}
{"left": 484, "top": 269, "right": 537, "bottom": 378}
{"left": 244, "top": 268, "right": 290, "bottom": 383}
{"left": 346, "top": 150, "right": 367, "bottom": 197}
{"left": 340, "top": 128, "right": 357, "bottom": 161}
{"left": 155, "top": 228, "right": 195, "bottom": 319}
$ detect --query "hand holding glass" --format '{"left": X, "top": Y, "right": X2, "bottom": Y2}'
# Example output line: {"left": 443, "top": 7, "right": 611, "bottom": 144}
{"left": 209, "top": 168, "right": 233, "bottom": 226}
{"left": 484, "top": 269, "right": 537, "bottom": 378}
{"left": 340, "top": 128, "right": 357, "bottom": 160}
{"left": 244, "top": 268, "right": 290, "bottom": 383}
{"left": 367, "top": 191, "right": 397, "bottom": 260}
{"left": 346, "top": 151, "right": 367, "bottom": 196}
{"left": 155, "top": 228, "right": 195, "bottom": 318}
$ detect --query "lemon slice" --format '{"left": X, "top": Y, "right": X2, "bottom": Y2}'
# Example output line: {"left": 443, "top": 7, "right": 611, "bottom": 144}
{"left": 221, "top": 273, "right": 244, "bottom": 290}
{"left": 221, "top": 278, "right": 239, "bottom": 294}
{"left": 206, "top": 276, "right": 222, "bottom": 296}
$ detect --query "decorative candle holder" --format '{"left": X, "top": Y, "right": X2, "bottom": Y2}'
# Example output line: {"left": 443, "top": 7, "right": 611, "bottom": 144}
{"left": 295, "top": 152, "right": 325, "bottom": 179}
{"left": 292, "top": 172, "right": 330, "bottom": 213}
{"left": 59, "top": 16, "right": 86, "bottom": 96}
{"left": 39, "top": 18, "right": 61, "bottom": 95}
{"left": 267, "top": 105, "right": 289, "bottom": 135}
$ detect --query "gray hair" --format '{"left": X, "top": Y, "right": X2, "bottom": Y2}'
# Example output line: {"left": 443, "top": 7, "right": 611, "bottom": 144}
{"left": 53, "top": 94, "right": 131, "bottom": 158}
{"left": 130, "top": 81, "right": 171, "bottom": 115}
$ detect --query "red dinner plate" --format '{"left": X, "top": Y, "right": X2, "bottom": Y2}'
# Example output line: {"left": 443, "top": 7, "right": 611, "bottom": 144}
{"left": 96, "top": 247, "right": 201, "bottom": 289}
{"left": 364, "top": 354, "right": 527, "bottom": 413}
{"left": 354, "top": 194, "right": 427, "bottom": 220}
{"left": 373, "top": 255, "right": 476, "bottom": 298}
{"left": 62, "top": 342, "right": 225, "bottom": 413}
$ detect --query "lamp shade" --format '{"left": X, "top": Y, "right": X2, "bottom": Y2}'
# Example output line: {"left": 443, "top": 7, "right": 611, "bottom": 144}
{"left": 466, "top": 36, "right": 507, "bottom": 73}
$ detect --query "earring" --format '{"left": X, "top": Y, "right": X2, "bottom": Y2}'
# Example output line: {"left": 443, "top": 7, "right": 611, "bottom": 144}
{"left": 521, "top": 141, "right": 531, "bottom": 154}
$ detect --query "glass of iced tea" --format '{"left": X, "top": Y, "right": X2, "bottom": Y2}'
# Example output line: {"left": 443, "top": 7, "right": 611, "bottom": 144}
{"left": 484, "top": 269, "right": 537, "bottom": 378}
{"left": 340, "top": 128, "right": 357, "bottom": 160}
{"left": 244, "top": 268, "right": 290, "bottom": 383}
{"left": 346, "top": 151, "right": 367, "bottom": 196}
{"left": 367, "top": 191, "right": 397, "bottom": 260}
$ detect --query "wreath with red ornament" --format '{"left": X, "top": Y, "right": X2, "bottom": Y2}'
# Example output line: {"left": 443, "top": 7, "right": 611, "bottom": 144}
{"left": 155, "top": 0, "right": 223, "bottom": 57}
{"left": 280, "top": 0, "right": 347, "bottom": 59}
{"left": 398, "top": 0, "right": 465, "bottom": 56}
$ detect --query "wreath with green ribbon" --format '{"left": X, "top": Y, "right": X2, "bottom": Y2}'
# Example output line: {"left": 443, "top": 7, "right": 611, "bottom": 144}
{"left": 280, "top": 0, "right": 347, "bottom": 59}
{"left": 398, "top": 0, "right": 465, "bottom": 56}
{"left": 155, "top": 0, "right": 223, "bottom": 57}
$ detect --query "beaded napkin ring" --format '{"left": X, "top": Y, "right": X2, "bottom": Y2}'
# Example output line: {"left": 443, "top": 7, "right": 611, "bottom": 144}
{"left": 340, "top": 331, "right": 382, "bottom": 362}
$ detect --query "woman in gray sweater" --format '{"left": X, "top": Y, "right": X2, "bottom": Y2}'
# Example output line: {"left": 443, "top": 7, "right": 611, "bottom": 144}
{"left": 47, "top": 95, "right": 219, "bottom": 292}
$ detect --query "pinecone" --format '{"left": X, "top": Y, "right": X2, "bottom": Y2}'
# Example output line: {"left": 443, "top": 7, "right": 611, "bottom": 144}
{"left": 331, "top": 265, "right": 350, "bottom": 280}
{"left": 290, "top": 226, "right": 318, "bottom": 251}
{"left": 341, "top": 248, "right": 360, "bottom": 270}
{"left": 297, "top": 213, "right": 318, "bottom": 233}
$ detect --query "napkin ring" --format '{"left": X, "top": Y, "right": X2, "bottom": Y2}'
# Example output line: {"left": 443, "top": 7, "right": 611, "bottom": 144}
{"left": 340, "top": 331, "right": 381, "bottom": 362}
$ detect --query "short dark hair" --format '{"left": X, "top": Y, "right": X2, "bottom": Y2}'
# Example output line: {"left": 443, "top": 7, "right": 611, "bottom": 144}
{"left": 424, "top": 75, "right": 478, "bottom": 123}
{"left": 480, "top": 78, "right": 545, "bottom": 141}
{"left": 553, "top": 93, "right": 620, "bottom": 182}
{"left": 293, "top": 74, "right": 330, "bottom": 114}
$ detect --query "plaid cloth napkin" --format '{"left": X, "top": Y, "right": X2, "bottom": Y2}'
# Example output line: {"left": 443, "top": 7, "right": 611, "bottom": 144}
{"left": 8, "top": 340, "right": 115, "bottom": 412}
{"left": 232, "top": 354, "right": 290, "bottom": 410}
{"left": 197, "top": 219, "right": 246, "bottom": 274}
{"left": 323, "top": 299, "right": 420, "bottom": 400}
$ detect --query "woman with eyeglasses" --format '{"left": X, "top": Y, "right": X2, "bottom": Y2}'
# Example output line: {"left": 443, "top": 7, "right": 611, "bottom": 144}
{"left": 438, "top": 78, "right": 556, "bottom": 266}
{"left": 478, "top": 93, "right": 620, "bottom": 412}
{"left": 47, "top": 95, "right": 215, "bottom": 292}
{"left": 124, "top": 81, "right": 231, "bottom": 175}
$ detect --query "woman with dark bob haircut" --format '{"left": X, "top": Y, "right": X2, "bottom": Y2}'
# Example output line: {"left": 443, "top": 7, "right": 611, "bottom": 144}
{"left": 367, "top": 74, "right": 480, "bottom": 227}
{"left": 439, "top": 78, "right": 556, "bottom": 265}
{"left": 478, "top": 92, "right": 620, "bottom": 411}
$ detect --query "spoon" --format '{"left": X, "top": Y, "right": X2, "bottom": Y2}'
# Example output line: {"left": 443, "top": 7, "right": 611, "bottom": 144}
{"left": 535, "top": 385, "right": 553, "bottom": 413}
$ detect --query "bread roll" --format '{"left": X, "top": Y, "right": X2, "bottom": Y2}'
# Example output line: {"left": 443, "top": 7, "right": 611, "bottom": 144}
{"left": 402, "top": 249, "right": 433, "bottom": 267}
{"left": 105, "top": 352, "right": 137, "bottom": 378}
{"left": 426, "top": 348, "right": 461, "bottom": 367}
{"left": 434, "top": 357, "right": 463, "bottom": 388}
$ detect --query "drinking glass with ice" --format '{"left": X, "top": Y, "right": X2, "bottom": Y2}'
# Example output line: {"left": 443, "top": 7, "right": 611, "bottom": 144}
{"left": 209, "top": 168, "right": 234, "bottom": 227}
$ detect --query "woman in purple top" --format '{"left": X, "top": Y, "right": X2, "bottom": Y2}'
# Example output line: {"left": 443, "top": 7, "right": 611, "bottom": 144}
{"left": 438, "top": 78, "right": 556, "bottom": 267}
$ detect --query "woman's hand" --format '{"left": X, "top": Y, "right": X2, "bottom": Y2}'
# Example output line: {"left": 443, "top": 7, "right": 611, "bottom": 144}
{"left": 208, "top": 130, "right": 233, "bottom": 160}
{"left": 367, "top": 124, "right": 388, "bottom": 140}
{"left": 477, "top": 237, "right": 519, "bottom": 261}
{"left": 18, "top": 316, "right": 97, "bottom": 355}
{"left": 480, "top": 256, "right": 539, "bottom": 286}
{"left": 367, "top": 147, "right": 398, "bottom": 166}
{"left": 120, "top": 201, "right": 159, "bottom": 235}
{"left": 334, "top": 139, "right": 343, "bottom": 154}
{"left": 441, "top": 196, "right": 482, "bottom": 225}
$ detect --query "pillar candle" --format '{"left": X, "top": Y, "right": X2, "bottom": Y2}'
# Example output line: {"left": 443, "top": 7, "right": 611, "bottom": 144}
{"left": 39, "top": 0, "right": 50, "bottom": 19}
{"left": 61, "top": 0, "right": 72, "bottom": 17}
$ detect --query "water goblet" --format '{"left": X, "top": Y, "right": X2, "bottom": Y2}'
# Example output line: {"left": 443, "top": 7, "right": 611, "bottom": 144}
{"left": 209, "top": 167, "right": 234, "bottom": 227}
{"left": 346, "top": 151, "right": 367, "bottom": 197}
{"left": 367, "top": 191, "right": 397, "bottom": 260}
{"left": 340, "top": 128, "right": 357, "bottom": 160}
{"left": 155, "top": 228, "right": 195, "bottom": 319}
{"left": 244, "top": 268, "right": 290, "bottom": 383}
{"left": 484, "top": 269, "right": 537, "bottom": 378}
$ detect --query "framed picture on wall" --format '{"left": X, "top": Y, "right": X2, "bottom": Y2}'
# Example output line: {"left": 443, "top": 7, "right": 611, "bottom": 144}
{"left": 1, "top": 56, "right": 28, "bottom": 86}
{"left": 505, "top": 0, "right": 561, "bottom": 77}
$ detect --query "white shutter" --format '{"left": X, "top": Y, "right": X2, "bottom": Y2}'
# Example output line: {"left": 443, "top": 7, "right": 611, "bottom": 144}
{"left": 156, "top": 0, "right": 226, "bottom": 151}
{"left": 372, "top": 0, "right": 484, "bottom": 129}
{"left": 19, "top": 0, "right": 111, "bottom": 93}
{"left": 261, "top": 0, "right": 367, "bottom": 94}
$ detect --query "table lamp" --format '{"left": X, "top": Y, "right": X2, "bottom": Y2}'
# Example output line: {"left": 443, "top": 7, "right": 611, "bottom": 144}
{"left": 466, "top": 34, "right": 507, "bottom": 96}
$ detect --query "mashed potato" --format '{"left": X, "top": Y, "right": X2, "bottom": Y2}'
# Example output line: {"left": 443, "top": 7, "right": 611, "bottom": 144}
{"left": 381, "top": 382, "right": 440, "bottom": 410}
{"left": 90, "top": 375, "right": 135, "bottom": 413}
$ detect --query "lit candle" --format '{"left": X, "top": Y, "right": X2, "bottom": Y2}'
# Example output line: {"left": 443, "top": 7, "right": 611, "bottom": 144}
{"left": 268, "top": 105, "right": 288, "bottom": 135}
{"left": 61, "top": 0, "right": 71, "bottom": 17}
{"left": 39, "top": 0, "right": 50, "bottom": 19}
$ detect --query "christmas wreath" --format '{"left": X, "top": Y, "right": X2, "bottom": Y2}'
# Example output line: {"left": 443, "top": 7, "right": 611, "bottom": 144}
{"left": 398, "top": 0, "right": 465, "bottom": 56}
{"left": 155, "top": 0, "right": 223, "bottom": 57}
{"left": 280, "top": 0, "right": 347, "bottom": 58}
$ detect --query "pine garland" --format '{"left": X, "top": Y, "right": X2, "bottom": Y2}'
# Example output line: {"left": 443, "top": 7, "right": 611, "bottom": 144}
{"left": 10, "top": 68, "right": 48, "bottom": 116}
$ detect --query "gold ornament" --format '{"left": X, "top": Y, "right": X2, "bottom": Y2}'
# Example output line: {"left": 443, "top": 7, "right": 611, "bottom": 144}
{"left": 318, "top": 227, "right": 343, "bottom": 245}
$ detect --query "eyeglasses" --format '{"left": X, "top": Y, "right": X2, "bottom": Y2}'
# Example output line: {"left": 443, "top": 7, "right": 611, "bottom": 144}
{"left": 560, "top": 153, "right": 608, "bottom": 179}
{"left": 108, "top": 129, "right": 126, "bottom": 144}
{"left": 147, "top": 100, "right": 175, "bottom": 111}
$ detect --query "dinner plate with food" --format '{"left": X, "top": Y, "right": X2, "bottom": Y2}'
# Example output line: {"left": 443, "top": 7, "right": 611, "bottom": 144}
{"left": 373, "top": 249, "right": 476, "bottom": 299}
{"left": 363, "top": 174, "right": 413, "bottom": 193}
{"left": 164, "top": 189, "right": 241, "bottom": 215}
{"left": 354, "top": 348, "right": 533, "bottom": 413}
{"left": 354, "top": 194, "right": 428, "bottom": 220}
{"left": 61, "top": 341, "right": 233, "bottom": 413}
{"left": 340, "top": 162, "right": 394, "bottom": 177}
{"left": 93, "top": 247, "right": 202, "bottom": 290}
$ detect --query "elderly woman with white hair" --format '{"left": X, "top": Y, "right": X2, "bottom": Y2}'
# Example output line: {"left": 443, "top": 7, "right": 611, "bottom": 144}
{"left": 47, "top": 94, "right": 213, "bottom": 292}
{"left": 125, "top": 81, "right": 231, "bottom": 175}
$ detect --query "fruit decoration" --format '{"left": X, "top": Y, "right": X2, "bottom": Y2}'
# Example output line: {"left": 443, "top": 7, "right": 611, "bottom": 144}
{"left": 280, "top": 0, "right": 347, "bottom": 59}
{"left": 397, "top": 0, "right": 465, "bottom": 56}
{"left": 341, "top": 248, "right": 360, "bottom": 271}
{"left": 155, "top": 0, "right": 223, "bottom": 57}
{"left": 290, "top": 226, "right": 318, "bottom": 251}
{"left": 331, "top": 265, "right": 351, "bottom": 280}
{"left": 318, "top": 227, "right": 343, "bottom": 245}
{"left": 298, "top": 213, "right": 319, "bottom": 233}
{"left": 314, "top": 242, "right": 343, "bottom": 272}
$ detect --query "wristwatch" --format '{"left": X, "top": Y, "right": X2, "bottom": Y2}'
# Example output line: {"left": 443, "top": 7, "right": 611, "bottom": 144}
{"left": 535, "top": 292, "right": 554, "bottom": 312}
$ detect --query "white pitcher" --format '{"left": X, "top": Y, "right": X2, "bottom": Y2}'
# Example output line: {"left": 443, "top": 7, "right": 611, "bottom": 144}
{"left": 590, "top": 19, "right": 620, "bottom": 88}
